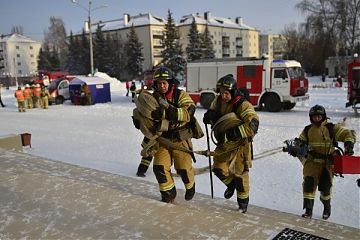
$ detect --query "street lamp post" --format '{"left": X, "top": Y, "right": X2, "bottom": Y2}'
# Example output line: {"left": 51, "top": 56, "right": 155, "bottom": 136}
{"left": 71, "top": 0, "right": 107, "bottom": 76}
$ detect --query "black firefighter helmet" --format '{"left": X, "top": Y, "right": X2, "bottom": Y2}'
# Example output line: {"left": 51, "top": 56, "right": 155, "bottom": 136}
{"left": 216, "top": 74, "right": 237, "bottom": 96}
{"left": 309, "top": 104, "right": 327, "bottom": 123}
{"left": 153, "top": 66, "right": 175, "bottom": 90}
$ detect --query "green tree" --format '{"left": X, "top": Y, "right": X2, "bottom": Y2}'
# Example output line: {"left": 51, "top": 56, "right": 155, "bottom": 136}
{"left": 65, "top": 31, "right": 83, "bottom": 74}
{"left": 37, "top": 45, "right": 52, "bottom": 71}
{"left": 80, "top": 29, "right": 91, "bottom": 75}
{"left": 201, "top": 24, "right": 215, "bottom": 59}
{"left": 125, "top": 25, "right": 144, "bottom": 79}
{"left": 94, "top": 25, "right": 106, "bottom": 72}
{"left": 186, "top": 19, "right": 202, "bottom": 61}
{"left": 161, "top": 9, "right": 184, "bottom": 76}
{"left": 50, "top": 45, "right": 60, "bottom": 70}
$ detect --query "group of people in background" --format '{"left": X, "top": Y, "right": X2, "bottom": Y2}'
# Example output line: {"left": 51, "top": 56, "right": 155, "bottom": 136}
{"left": 14, "top": 84, "right": 49, "bottom": 112}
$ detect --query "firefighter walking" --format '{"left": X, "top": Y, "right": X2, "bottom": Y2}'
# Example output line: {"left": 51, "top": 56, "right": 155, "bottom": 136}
{"left": 14, "top": 86, "right": 26, "bottom": 112}
{"left": 135, "top": 67, "right": 198, "bottom": 203}
{"left": 32, "top": 84, "right": 41, "bottom": 108}
{"left": 23, "top": 84, "right": 33, "bottom": 109}
{"left": 40, "top": 86, "right": 50, "bottom": 109}
{"left": 203, "top": 74, "right": 259, "bottom": 213}
{"left": 292, "top": 105, "right": 356, "bottom": 219}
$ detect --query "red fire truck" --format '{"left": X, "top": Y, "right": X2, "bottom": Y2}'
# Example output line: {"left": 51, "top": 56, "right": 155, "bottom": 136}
{"left": 345, "top": 53, "right": 360, "bottom": 114}
{"left": 186, "top": 57, "right": 309, "bottom": 111}
{"left": 32, "top": 70, "right": 69, "bottom": 86}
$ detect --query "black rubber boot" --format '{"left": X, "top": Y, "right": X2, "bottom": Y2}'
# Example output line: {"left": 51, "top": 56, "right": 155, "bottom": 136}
{"left": 160, "top": 187, "right": 177, "bottom": 203}
{"left": 237, "top": 197, "right": 249, "bottom": 214}
{"left": 224, "top": 180, "right": 235, "bottom": 199}
{"left": 322, "top": 200, "right": 331, "bottom": 220}
{"left": 302, "top": 208, "right": 313, "bottom": 218}
{"left": 185, "top": 184, "right": 195, "bottom": 201}
{"left": 302, "top": 198, "right": 314, "bottom": 218}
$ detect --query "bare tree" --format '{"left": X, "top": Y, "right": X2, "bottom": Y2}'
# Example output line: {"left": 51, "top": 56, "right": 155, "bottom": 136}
{"left": 343, "top": 0, "right": 360, "bottom": 55}
{"left": 11, "top": 25, "right": 24, "bottom": 35}
{"left": 43, "top": 17, "right": 68, "bottom": 71}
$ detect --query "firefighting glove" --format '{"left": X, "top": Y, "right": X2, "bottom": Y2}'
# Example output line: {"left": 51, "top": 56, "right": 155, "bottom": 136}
{"left": 165, "top": 107, "right": 178, "bottom": 122}
{"left": 289, "top": 150, "right": 297, "bottom": 157}
{"left": 225, "top": 127, "right": 242, "bottom": 141}
{"left": 203, "top": 110, "right": 217, "bottom": 125}
{"left": 131, "top": 116, "right": 140, "bottom": 130}
{"left": 151, "top": 106, "right": 164, "bottom": 120}
{"left": 344, "top": 141, "right": 354, "bottom": 156}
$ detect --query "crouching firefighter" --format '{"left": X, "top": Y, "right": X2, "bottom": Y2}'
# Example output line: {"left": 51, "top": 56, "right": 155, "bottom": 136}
{"left": 203, "top": 74, "right": 259, "bottom": 213}
{"left": 288, "top": 105, "right": 356, "bottom": 220}
{"left": 134, "top": 66, "right": 203, "bottom": 203}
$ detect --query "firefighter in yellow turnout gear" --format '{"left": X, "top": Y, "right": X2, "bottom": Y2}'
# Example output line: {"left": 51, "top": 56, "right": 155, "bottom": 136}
{"left": 40, "top": 86, "right": 50, "bottom": 109}
{"left": 294, "top": 105, "right": 356, "bottom": 220}
{"left": 203, "top": 74, "right": 259, "bottom": 213}
{"left": 149, "top": 67, "right": 197, "bottom": 203}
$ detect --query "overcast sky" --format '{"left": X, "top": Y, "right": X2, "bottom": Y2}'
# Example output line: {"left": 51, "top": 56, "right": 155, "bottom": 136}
{"left": 0, "top": 0, "right": 305, "bottom": 42}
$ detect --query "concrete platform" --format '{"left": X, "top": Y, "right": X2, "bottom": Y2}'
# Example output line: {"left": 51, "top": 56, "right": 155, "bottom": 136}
{"left": 0, "top": 149, "right": 359, "bottom": 239}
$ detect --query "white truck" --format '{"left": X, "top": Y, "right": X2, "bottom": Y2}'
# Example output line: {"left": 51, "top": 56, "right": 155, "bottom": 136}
{"left": 186, "top": 57, "right": 309, "bottom": 111}
{"left": 48, "top": 78, "right": 71, "bottom": 105}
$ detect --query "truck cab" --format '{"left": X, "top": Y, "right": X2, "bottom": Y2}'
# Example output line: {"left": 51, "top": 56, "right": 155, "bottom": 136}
{"left": 48, "top": 78, "right": 70, "bottom": 105}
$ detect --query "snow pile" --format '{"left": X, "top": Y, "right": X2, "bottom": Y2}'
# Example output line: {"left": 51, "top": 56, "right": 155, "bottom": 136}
{"left": 94, "top": 72, "right": 125, "bottom": 91}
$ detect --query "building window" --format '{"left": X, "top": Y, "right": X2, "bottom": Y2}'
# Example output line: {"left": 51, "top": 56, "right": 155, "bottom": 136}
{"left": 16, "top": 46, "right": 19, "bottom": 49}
{"left": 17, "top": 54, "right": 20, "bottom": 58}
{"left": 17, "top": 62, "right": 21, "bottom": 66}
{"left": 30, "top": 54, "right": 34, "bottom": 58}
{"left": 18, "top": 70, "right": 22, "bottom": 74}
{"left": 29, "top": 46, "right": 33, "bottom": 50}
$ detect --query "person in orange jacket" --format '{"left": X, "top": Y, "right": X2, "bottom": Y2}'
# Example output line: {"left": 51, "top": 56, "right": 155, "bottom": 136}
{"left": 32, "top": 84, "right": 41, "bottom": 108}
{"left": 23, "top": 84, "right": 33, "bottom": 109}
{"left": 14, "top": 86, "right": 26, "bottom": 112}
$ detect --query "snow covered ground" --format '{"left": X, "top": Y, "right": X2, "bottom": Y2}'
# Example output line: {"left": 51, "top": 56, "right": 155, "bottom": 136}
{"left": 0, "top": 75, "right": 359, "bottom": 228}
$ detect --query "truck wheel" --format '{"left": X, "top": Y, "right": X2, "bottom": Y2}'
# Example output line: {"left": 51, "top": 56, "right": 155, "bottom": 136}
{"left": 264, "top": 94, "right": 282, "bottom": 112}
{"left": 55, "top": 96, "right": 64, "bottom": 105}
{"left": 200, "top": 93, "right": 215, "bottom": 109}
{"left": 283, "top": 102, "right": 296, "bottom": 110}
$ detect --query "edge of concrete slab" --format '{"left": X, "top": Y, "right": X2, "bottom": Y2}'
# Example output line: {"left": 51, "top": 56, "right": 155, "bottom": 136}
{"left": 0, "top": 149, "right": 359, "bottom": 240}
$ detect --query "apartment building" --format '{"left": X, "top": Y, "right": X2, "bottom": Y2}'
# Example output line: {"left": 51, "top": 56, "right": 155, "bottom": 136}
{"left": 0, "top": 33, "right": 41, "bottom": 85}
{"left": 178, "top": 12, "right": 260, "bottom": 59}
{"left": 259, "top": 34, "right": 287, "bottom": 59}
{"left": 76, "top": 13, "right": 166, "bottom": 71}
{"left": 74, "top": 11, "right": 262, "bottom": 71}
